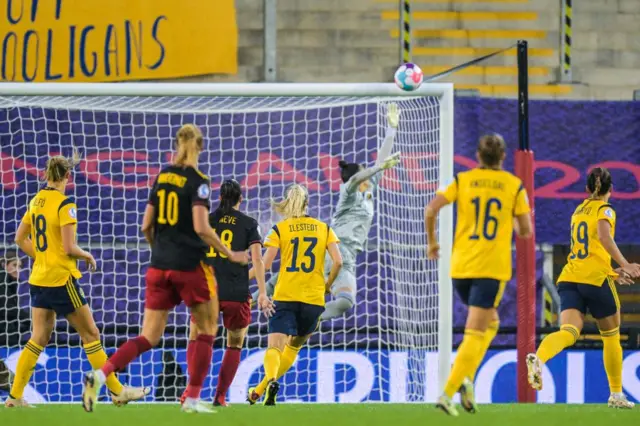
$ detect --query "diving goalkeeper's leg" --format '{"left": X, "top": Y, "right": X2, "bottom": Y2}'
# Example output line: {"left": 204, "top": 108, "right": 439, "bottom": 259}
{"left": 321, "top": 264, "right": 356, "bottom": 321}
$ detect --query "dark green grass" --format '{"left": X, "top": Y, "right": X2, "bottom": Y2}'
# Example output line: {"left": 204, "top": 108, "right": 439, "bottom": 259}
{"left": 1, "top": 403, "right": 638, "bottom": 426}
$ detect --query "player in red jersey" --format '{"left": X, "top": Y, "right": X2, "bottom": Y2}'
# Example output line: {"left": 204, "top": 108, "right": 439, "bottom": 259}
{"left": 183, "top": 179, "right": 273, "bottom": 407}
{"left": 81, "top": 124, "right": 248, "bottom": 414}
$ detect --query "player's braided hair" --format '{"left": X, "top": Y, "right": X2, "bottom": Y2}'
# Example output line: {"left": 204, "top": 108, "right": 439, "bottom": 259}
{"left": 338, "top": 160, "right": 362, "bottom": 183}
{"left": 272, "top": 184, "right": 308, "bottom": 219}
{"left": 44, "top": 150, "right": 81, "bottom": 183}
{"left": 587, "top": 167, "right": 612, "bottom": 198}
{"left": 217, "top": 179, "right": 242, "bottom": 214}
{"left": 175, "top": 124, "right": 204, "bottom": 166}
{"left": 477, "top": 134, "right": 506, "bottom": 168}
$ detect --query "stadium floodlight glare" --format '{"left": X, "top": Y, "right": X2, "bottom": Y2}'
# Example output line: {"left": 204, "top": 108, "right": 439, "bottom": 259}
{"left": 0, "top": 82, "right": 453, "bottom": 403}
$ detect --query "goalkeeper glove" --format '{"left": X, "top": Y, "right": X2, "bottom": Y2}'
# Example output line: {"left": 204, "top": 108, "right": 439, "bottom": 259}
{"left": 381, "top": 152, "right": 401, "bottom": 170}
{"left": 387, "top": 103, "right": 400, "bottom": 128}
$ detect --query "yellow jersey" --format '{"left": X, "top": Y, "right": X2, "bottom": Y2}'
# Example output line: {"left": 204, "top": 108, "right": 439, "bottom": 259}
{"left": 22, "top": 188, "right": 82, "bottom": 287}
{"left": 264, "top": 216, "right": 340, "bottom": 306}
{"left": 557, "top": 199, "right": 616, "bottom": 286}
{"left": 438, "top": 168, "right": 530, "bottom": 281}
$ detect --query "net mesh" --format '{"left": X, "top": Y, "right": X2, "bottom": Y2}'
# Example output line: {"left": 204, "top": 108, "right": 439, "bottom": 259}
{"left": 0, "top": 93, "right": 444, "bottom": 403}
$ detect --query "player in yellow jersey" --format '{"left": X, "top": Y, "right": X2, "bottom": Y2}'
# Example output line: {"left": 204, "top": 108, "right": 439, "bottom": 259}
{"left": 247, "top": 184, "right": 343, "bottom": 406}
{"left": 425, "top": 134, "right": 533, "bottom": 416}
{"left": 6, "top": 154, "right": 149, "bottom": 408}
{"left": 527, "top": 167, "right": 640, "bottom": 409}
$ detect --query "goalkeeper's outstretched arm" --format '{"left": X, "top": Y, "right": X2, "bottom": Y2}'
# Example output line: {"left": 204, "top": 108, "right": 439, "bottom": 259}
{"left": 345, "top": 103, "right": 401, "bottom": 193}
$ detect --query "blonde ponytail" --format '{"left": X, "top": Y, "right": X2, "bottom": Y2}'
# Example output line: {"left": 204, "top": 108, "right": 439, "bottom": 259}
{"left": 272, "top": 184, "right": 309, "bottom": 219}
{"left": 43, "top": 149, "right": 81, "bottom": 183}
{"left": 174, "top": 124, "right": 203, "bottom": 166}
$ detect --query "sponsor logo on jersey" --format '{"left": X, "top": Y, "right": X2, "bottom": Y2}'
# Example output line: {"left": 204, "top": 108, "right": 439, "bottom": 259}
{"left": 69, "top": 207, "right": 77, "bottom": 219}
{"left": 605, "top": 208, "right": 614, "bottom": 219}
{"left": 198, "top": 184, "right": 210, "bottom": 199}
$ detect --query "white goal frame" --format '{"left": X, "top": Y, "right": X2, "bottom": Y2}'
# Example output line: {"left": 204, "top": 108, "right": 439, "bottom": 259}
{"left": 0, "top": 82, "right": 454, "bottom": 397}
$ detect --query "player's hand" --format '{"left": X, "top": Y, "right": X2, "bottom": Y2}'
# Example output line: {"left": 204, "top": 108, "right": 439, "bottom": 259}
{"left": 258, "top": 294, "right": 275, "bottom": 318}
{"left": 427, "top": 243, "right": 440, "bottom": 260}
{"left": 229, "top": 251, "right": 249, "bottom": 265}
{"left": 614, "top": 269, "right": 634, "bottom": 285}
{"left": 387, "top": 103, "right": 400, "bottom": 128}
{"left": 620, "top": 263, "right": 640, "bottom": 279}
{"left": 381, "top": 152, "right": 401, "bottom": 170}
{"left": 85, "top": 253, "right": 97, "bottom": 272}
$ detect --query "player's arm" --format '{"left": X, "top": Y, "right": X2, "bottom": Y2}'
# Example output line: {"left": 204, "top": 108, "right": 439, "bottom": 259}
{"left": 14, "top": 216, "right": 35, "bottom": 259}
{"left": 425, "top": 176, "right": 457, "bottom": 259}
{"left": 326, "top": 242, "right": 343, "bottom": 293}
{"left": 60, "top": 225, "right": 97, "bottom": 272}
{"left": 141, "top": 204, "right": 155, "bottom": 245}
{"left": 513, "top": 184, "right": 533, "bottom": 238}
{"left": 514, "top": 214, "right": 533, "bottom": 238}
{"left": 58, "top": 201, "right": 97, "bottom": 271}
{"left": 375, "top": 103, "right": 400, "bottom": 168}
{"left": 251, "top": 243, "right": 266, "bottom": 294}
{"left": 248, "top": 226, "right": 281, "bottom": 279}
{"left": 262, "top": 246, "right": 279, "bottom": 271}
{"left": 251, "top": 242, "right": 274, "bottom": 316}
{"left": 346, "top": 104, "right": 401, "bottom": 192}
{"left": 424, "top": 194, "right": 450, "bottom": 259}
{"left": 248, "top": 246, "right": 279, "bottom": 282}
{"left": 597, "top": 211, "right": 640, "bottom": 278}
{"left": 193, "top": 205, "right": 248, "bottom": 265}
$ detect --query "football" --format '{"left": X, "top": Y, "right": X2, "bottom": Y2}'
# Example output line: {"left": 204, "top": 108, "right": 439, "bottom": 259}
{"left": 394, "top": 63, "right": 424, "bottom": 91}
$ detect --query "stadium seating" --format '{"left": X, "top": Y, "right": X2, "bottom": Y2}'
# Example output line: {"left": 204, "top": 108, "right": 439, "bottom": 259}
{"left": 193, "top": 0, "right": 640, "bottom": 100}
{"left": 571, "top": 0, "right": 640, "bottom": 99}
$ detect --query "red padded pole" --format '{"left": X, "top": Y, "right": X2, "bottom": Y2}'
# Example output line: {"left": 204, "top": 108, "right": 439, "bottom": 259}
{"left": 515, "top": 149, "right": 536, "bottom": 403}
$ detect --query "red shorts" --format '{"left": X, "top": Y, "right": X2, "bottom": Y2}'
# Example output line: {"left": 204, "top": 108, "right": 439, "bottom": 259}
{"left": 190, "top": 299, "right": 251, "bottom": 330}
{"left": 220, "top": 300, "right": 251, "bottom": 329}
{"left": 145, "top": 262, "right": 217, "bottom": 310}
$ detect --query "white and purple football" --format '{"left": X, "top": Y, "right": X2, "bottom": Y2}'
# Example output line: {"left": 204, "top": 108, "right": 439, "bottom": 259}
{"left": 394, "top": 63, "right": 424, "bottom": 91}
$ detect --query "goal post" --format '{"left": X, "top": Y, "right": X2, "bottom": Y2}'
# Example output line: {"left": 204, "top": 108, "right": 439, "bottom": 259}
{"left": 0, "top": 82, "right": 453, "bottom": 403}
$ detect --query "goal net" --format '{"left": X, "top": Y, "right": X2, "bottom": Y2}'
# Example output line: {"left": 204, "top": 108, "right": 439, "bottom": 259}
{"left": 0, "top": 83, "right": 453, "bottom": 403}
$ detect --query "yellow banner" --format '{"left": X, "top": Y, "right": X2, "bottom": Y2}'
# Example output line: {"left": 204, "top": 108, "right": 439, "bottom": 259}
{"left": 0, "top": 0, "right": 237, "bottom": 82}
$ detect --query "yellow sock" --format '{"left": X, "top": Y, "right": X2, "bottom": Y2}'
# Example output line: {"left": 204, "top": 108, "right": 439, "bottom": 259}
{"left": 255, "top": 348, "right": 282, "bottom": 396}
{"left": 469, "top": 320, "right": 499, "bottom": 381}
{"left": 600, "top": 327, "right": 623, "bottom": 393}
{"left": 255, "top": 345, "right": 301, "bottom": 397}
{"left": 444, "top": 329, "right": 485, "bottom": 398}
{"left": 277, "top": 345, "right": 301, "bottom": 377}
{"left": 83, "top": 340, "right": 124, "bottom": 395}
{"left": 536, "top": 324, "right": 579, "bottom": 364}
{"left": 10, "top": 340, "right": 43, "bottom": 399}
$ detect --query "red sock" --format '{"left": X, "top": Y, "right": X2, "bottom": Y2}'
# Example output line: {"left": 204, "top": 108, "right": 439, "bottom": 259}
{"left": 215, "top": 347, "right": 241, "bottom": 402}
{"left": 101, "top": 336, "right": 152, "bottom": 377}
{"left": 186, "top": 340, "right": 196, "bottom": 376}
{"left": 185, "top": 334, "right": 214, "bottom": 399}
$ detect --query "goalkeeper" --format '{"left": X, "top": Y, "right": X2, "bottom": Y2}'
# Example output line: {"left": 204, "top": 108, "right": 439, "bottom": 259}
{"left": 253, "top": 103, "right": 401, "bottom": 320}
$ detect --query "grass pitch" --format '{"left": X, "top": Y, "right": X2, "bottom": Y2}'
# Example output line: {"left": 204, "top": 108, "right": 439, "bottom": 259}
{"left": 1, "top": 403, "right": 638, "bottom": 426}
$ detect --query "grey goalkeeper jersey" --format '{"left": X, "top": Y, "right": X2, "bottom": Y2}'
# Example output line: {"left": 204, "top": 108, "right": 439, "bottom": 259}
{"left": 330, "top": 126, "right": 396, "bottom": 262}
{"left": 331, "top": 180, "right": 377, "bottom": 260}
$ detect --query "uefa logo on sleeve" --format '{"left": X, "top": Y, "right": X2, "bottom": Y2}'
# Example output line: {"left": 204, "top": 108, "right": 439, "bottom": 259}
{"left": 198, "top": 184, "right": 210, "bottom": 199}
